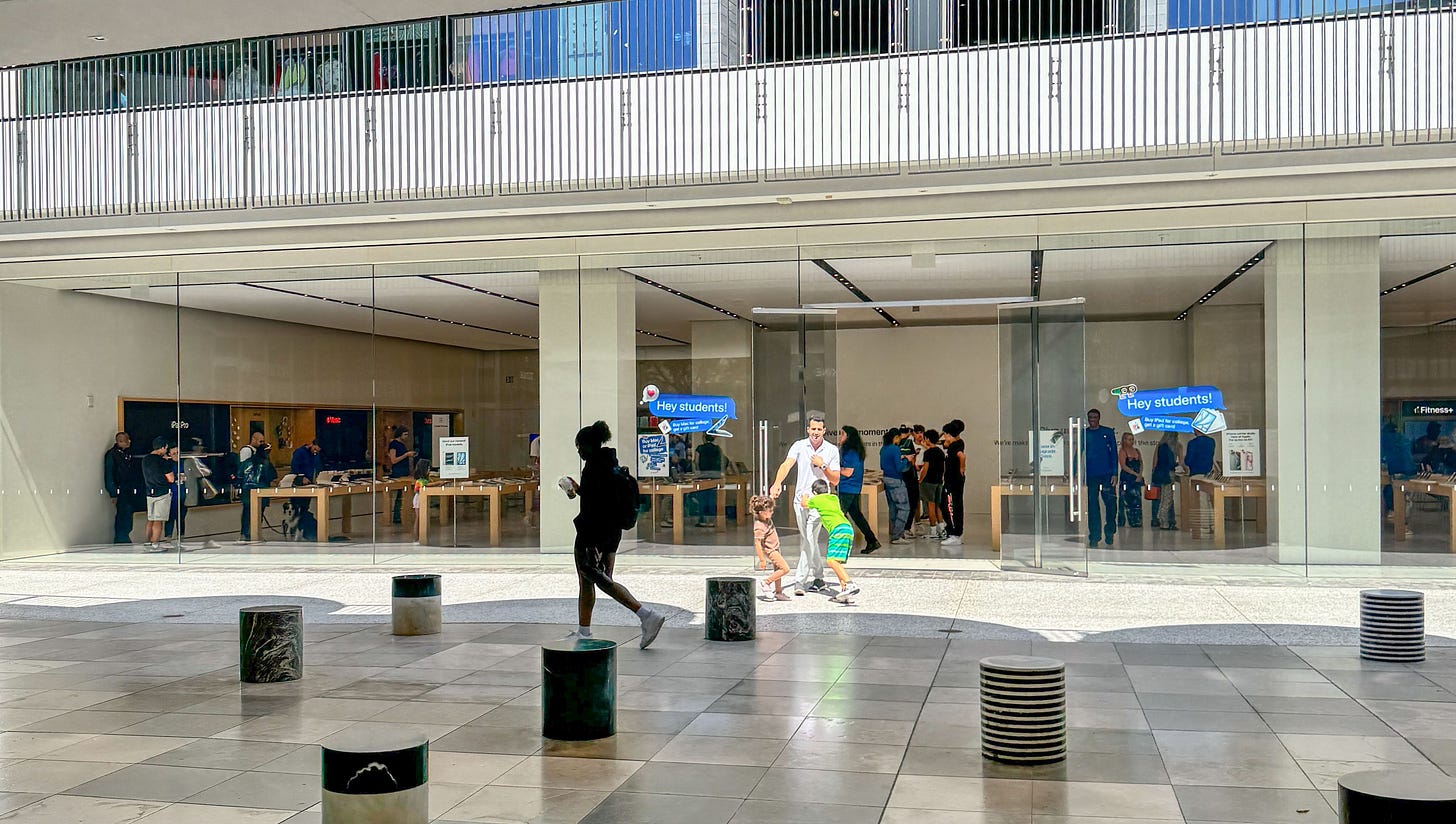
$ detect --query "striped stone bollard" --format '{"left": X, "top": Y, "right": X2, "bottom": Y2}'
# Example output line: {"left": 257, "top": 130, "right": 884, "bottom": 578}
{"left": 322, "top": 729, "right": 428, "bottom": 824}
{"left": 979, "top": 655, "right": 1067, "bottom": 765}
{"left": 1359, "top": 589, "right": 1425, "bottom": 663}
{"left": 239, "top": 605, "right": 303, "bottom": 684}
{"left": 391, "top": 574, "right": 442, "bottom": 636}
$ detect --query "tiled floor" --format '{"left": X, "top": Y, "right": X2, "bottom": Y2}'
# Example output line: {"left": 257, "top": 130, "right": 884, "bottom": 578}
{"left": 2, "top": 618, "right": 1456, "bottom": 822}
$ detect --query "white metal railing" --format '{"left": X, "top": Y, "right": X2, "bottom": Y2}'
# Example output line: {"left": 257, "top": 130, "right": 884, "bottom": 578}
{"left": 0, "top": 4, "right": 1453, "bottom": 222}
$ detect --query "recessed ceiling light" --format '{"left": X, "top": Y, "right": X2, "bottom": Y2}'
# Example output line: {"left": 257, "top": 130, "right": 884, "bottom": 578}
{"left": 89, "top": 35, "right": 106, "bottom": 41}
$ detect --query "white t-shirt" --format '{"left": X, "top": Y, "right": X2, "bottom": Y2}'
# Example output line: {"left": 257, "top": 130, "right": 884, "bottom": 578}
{"left": 528, "top": 436, "right": 540, "bottom": 460}
{"left": 787, "top": 437, "right": 839, "bottom": 499}
{"left": 238, "top": 445, "right": 256, "bottom": 463}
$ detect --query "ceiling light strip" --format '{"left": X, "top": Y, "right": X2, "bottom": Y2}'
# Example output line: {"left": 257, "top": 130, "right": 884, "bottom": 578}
{"left": 1175, "top": 247, "right": 1268, "bottom": 322}
{"left": 804, "top": 297, "right": 1035, "bottom": 310}
{"left": 1380, "top": 260, "right": 1456, "bottom": 297}
{"left": 422, "top": 275, "right": 540, "bottom": 307}
{"left": 637, "top": 329, "right": 690, "bottom": 345}
{"left": 811, "top": 259, "right": 900, "bottom": 327}
{"left": 1030, "top": 250, "right": 1044, "bottom": 300}
{"left": 243, "top": 284, "right": 538, "bottom": 341}
{"left": 627, "top": 270, "right": 769, "bottom": 330}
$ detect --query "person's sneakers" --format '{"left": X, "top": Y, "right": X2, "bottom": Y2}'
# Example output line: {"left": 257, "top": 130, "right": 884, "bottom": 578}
{"left": 565, "top": 628, "right": 593, "bottom": 641}
{"left": 941, "top": 535, "right": 963, "bottom": 546}
{"left": 860, "top": 542, "right": 881, "bottom": 555}
{"left": 805, "top": 579, "right": 829, "bottom": 593}
{"left": 833, "top": 583, "right": 861, "bottom": 603}
{"left": 638, "top": 610, "right": 666, "bottom": 649}
{"left": 1089, "top": 541, "right": 1100, "bottom": 549}
{"left": 890, "top": 536, "right": 913, "bottom": 545}
{"left": 1105, "top": 535, "right": 1115, "bottom": 547}
{"left": 793, "top": 584, "right": 806, "bottom": 596}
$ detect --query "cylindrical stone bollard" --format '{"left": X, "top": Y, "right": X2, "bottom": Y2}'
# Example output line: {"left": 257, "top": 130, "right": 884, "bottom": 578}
{"left": 1339, "top": 768, "right": 1456, "bottom": 823}
{"left": 239, "top": 605, "right": 303, "bottom": 684}
{"left": 980, "top": 655, "right": 1067, "bottom": 765}
{"left": 1360, "top": 589, "right": 1425, "bottom": 663}
{"left": 705, "top": 576, "right": 756, "bottom": 642}
{"left": 322, "top": 728, "right": 429, "bottom": 824}
{"left": 391, "top": 574, "right": 442, "bottom": 636}
{"left": 541, "top": 637, "right": 617, "bottom": 741}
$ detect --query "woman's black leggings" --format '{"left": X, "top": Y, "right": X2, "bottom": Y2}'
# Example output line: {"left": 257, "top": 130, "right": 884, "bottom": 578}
{"left": 838, "top": 491, "right": 878, "bottom": 546}
{"left": 943, "top": 480, "right": 965, "bottom": 537}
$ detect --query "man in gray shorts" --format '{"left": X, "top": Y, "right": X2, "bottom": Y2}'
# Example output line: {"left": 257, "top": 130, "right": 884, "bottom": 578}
{"left": 919, "top": 428, "right": 946, "bottom": 540}
{"left": 140, "top": 437, "right": 176, "bottom": 551}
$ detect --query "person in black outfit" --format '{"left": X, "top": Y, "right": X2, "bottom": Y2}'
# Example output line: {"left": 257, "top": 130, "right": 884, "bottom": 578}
{"left": 561, "top": 421, "right": 666, "bottom": 649}
{"left": 103, "top": 432, "right": 143, "bottom": 544}
{"left": 940, "top": 419, "right": 967, "bottom": 546}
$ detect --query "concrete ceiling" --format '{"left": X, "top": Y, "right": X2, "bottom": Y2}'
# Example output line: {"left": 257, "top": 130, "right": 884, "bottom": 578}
{"left": 0, "top": 0, "right": 554, "bottom": 67}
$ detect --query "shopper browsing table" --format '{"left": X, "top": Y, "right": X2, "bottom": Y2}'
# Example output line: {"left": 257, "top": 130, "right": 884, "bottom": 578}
{"left": 770, "top": 416, "right": 840, "bottom": 596}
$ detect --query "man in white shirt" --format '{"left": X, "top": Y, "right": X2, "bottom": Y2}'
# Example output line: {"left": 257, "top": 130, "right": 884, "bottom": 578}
{"left": 770, "top": 416, "right": 840, "bottom": 595}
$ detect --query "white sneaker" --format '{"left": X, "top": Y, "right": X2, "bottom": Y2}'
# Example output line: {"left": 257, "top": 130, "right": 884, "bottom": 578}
{"left": 890, "top": 536, "right": 913, "bottom": 545}
{"left": 941, "top": 535, "right": 963, "bottom": 546}
{"left": 564, "top": 629, "right": 593, "bottom": 641}
{"left": 834, "top": 583, "right": 861, "bottom": 602}
{"left": 639, "top": 610, "right": 666, "bottom": 649}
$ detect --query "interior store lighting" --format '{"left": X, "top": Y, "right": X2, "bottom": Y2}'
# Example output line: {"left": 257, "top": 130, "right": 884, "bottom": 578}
{"left": 1175, "top": 247, "right": 1268, "bottom": 322}
{"left": 810, "top": 260, "right": 900, "bottom": 327}
{"left": 244, "top": 283, "right": 538, "bottom": 340}
{"left": 627, "top": 270, "right": 769, "bottom": 330}
{"left": 1380, "top": 260, "right": 1456, "bottom": 297}
{"left": 423, "top": 275, "right": 539, "bottom": 307}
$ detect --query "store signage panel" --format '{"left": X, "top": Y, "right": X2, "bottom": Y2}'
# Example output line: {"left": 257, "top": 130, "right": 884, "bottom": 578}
{"left": 1116, "top": 385, "right": 1225, "bottom": 417}
{"left": 439, "top": 437, "right": 470, "bottom": 479}
{"left": 641, "top": 385, "right": 736, "bottom": 437}
{"left": 638, "top": 434, "right": 669, "bottom": 478}
{"left": 1139, "top": 415, "right": 1196, "bottom": 433}
{"left": 1222, "top": 430, "right": 1261, "bottom": 477}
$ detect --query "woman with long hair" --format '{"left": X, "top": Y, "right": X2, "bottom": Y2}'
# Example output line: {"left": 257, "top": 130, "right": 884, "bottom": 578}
{"left": 1150, "top": 431, "right": 1182, "bottom": 530}
{"left": 836, "top": 426, "right": 881, "bottom": 553}
{"left": 560, "top": 421, "right": 665, "bottom": 648}
{"left": 1117, "top": 432, "right": 1144, "bottom": 529}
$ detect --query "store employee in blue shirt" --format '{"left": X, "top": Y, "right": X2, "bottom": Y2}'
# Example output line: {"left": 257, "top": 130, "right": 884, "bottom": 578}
{"left": 1083, "top": 409, "right": 1119, "bottom": 548}
{"left": 1185, "top": 432, "right": 1216, "bottom": 477}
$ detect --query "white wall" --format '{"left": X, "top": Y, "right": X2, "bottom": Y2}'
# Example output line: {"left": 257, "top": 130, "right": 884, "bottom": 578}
{"left": 0, "top": 283, "right": 538, "bottom": 557}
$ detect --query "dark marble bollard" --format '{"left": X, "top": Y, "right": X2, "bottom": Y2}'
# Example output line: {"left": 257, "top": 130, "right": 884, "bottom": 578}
{"left": 391, "top": 574, "right": 442, "bottom": 636}
{"left": 1339, "top": 768, "right": 1456, "bottom": 823}
{"left": 322, "top": 728, "right": 429, "bottom": 824}
{"left": 705, "top": 576, "right": 755, "bottom": 642}
{"left": 239, "top": 605, "right": 303, "bottom": 684}
{"left": 541, "top": 637, "right": 616, "bottom": 741}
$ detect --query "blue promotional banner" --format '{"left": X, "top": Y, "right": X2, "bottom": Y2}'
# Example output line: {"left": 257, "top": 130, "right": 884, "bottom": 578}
{"left": 647, "top": 393, "right": 737, "bottom": 421}
{"left": 1139, "top": 415, "right": 1196, "bottom": 433}
{"left": 661, "top": 417, "right": 730, "bottom": 435}
{"left": 1117, "top": 385, "right": 1225, "bottom": 418}
{"left": 637, "top": 433, "right": 669, "bottom": 478}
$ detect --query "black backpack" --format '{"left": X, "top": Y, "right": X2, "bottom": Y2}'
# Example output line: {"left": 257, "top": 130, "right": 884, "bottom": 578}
{"left": 611, "top": 465, "right": 641, "bottom": 529}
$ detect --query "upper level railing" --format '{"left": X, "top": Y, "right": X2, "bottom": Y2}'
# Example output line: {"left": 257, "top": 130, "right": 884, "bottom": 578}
{"left": 0, "top": 1, "right": 1452, "bottom": 222}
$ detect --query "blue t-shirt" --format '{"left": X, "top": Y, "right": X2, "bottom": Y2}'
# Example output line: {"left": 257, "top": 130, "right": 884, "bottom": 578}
{"left": 1084, "top": 426, "right": 1118, "bottom": 478}
{"left": 879, "top": 443, "right": 906, "bottom": 481}
{"left": 1186, "top": 435, "right": 1216, "bottom": 476}
{"left": 1382, "top": 428, "right": 1416, "bottom": 475}
{"left": 387, "top": 438, "right": 412, "bottom": 478}
{"left": 839, "top": 449, "right": 865, "bottom": 495}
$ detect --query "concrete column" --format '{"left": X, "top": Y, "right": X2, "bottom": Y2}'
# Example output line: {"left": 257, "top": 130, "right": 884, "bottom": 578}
{"left": 1306, "top": 234, "right": 1382, "bottom": 564}
{"left": 538, "top": 268, "right": 637, "bottom": 551}
{"left": 1264, "top": 235, "right": 1382, "bottom": 565}
{"left": 1264, "top": 241, "right": 1307, "bottom": 564}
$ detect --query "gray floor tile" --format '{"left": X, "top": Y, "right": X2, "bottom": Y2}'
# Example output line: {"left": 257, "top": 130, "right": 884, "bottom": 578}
{"left": 680, "top": 712, "right": 804, "bottom": 739}
{"left": 1173, "top": 785, "right": 1336, "bottom": 823}
{"left": 1275, "top": 733, "right": 1430, "bottom": 763}
{"left": 435, "top": 724, "right": 546, "bottom": 755}
{"left": 772, "top": 740, "right": 906, "bottom": 774}
{"left": 792, "top": 717, "right": 914, "bottom": 746}
{"left": 540, "top": 733, "right": 673, "bottom": 761}
{"left": 728, "top": 799, "right": 883, "bottom": 824}
{"left": 0, "top": 760, "right": 128, "bottom": 794}
{"left": 1258, "top": 713, "right": 1396, "bottom": 735}
{"left": 1143, "top": 709, "right": 1271, "bottom": 732}
{"left": 749, "top": 767, "right": 896, "bottom": 807}
{"left": 183, "top": 771, "right": 320, "bottom": 810}
{"left": 653, "top": 735, "right": 787, "bottom": 767}
{"left": 579, "top": 791, "right": 741, "bottom": 824}
{"left": 0, "top": 794, "right": 167, "bottom": 823}
{"left": 67, "top": 764, "right": 237, "bottom": 803}
{"left": 617, "top": 762, "right": 765, "bottom": 798}
{"left": 495, "top": 757, "right": 644, "bottom": 791}
{"left": 440, "top": 785, "right": 607, "bottom": 823}
{"left": 1029, "top": 781, "right": 1182, "bottom": 819}
{"left": 887, "top": 774, "right": 1034, "bottom": 813}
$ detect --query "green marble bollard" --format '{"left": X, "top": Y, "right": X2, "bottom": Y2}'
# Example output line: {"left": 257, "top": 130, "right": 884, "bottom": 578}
{"left": 541, "top": 638, "right": 617, "bottom": 741}
{"left": 239, "top": 605, "right": 303, "bottom": 684}
{"left": 705, "top": 576, "right": 756, "bottom": 642}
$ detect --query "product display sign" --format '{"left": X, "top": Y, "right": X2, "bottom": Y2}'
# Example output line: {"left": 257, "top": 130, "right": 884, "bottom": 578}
{"left": 431, "top": 413, "right": 453, "bottom": 467}
{"left": 638, "top": 433, "right": 670, "bottom": 478}
{"left": 640, "top": 385, "right": 736, "bottom": 437}
{"left": 1223, "top": 430, "right": 1261, "bottom": 477}
{"left": 439, "top": 436, "right": 470, "bottom": 479}
{"left": 1029, "top": 429, "right": 1067, "bottom": 476}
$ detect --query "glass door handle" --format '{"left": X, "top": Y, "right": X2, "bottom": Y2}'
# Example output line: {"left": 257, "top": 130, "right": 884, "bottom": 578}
{"left": 1068, "top": 416, "right": 1082, "bottom": 523}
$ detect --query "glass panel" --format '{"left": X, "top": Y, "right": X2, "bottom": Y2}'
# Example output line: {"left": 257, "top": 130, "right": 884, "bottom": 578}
{"left": 177, "top": 264, "right": 376, "bottom": 564}
{"left": 371, "top": 261, "right": 543, "bottom": 561}
{"left": 0, "top": 271, "right": 180, "bottom": 563}
{"left": 998, "top": 300, "right": 1087, "bottom": 575}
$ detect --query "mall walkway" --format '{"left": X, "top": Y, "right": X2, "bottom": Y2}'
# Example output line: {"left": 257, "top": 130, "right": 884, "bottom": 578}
{"left": 1, "top": 615, "right": 1455, "bottom": 822}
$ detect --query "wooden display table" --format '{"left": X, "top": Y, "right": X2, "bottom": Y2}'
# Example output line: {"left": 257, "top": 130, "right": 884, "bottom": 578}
{"left": 417, "top": 479, "right": 539, "bottom": 546}
{"left": 990, "top": 478, "right": 1072, "bottom": 552}
{"left": 645, "top": 477, "right": 730, "bottom": 545}
{"left": 1390, "top": 474, "right": 1455, "bottom": 548}
{"left": 249, "top": 479, "right": 414, "bottom": 543}
{"left": 1185, "top": 478, "right": 1267, "bottom": 549}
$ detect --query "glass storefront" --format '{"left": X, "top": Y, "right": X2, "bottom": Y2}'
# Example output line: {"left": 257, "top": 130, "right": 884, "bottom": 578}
{"left": 2, "top": 220, "right": 1455, "bottom": 576}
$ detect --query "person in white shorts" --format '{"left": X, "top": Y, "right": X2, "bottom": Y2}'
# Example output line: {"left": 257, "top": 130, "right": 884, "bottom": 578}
{"left": 769, "top": 416, "right": 840, "bottom": 595}
{"left": 140, "top": 437, "right": 176, "bottom": 551}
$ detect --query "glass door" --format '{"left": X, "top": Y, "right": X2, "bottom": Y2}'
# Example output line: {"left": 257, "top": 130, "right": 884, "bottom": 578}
{"left": 998, "top": 298, "right": 1087, "bottom": 574}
